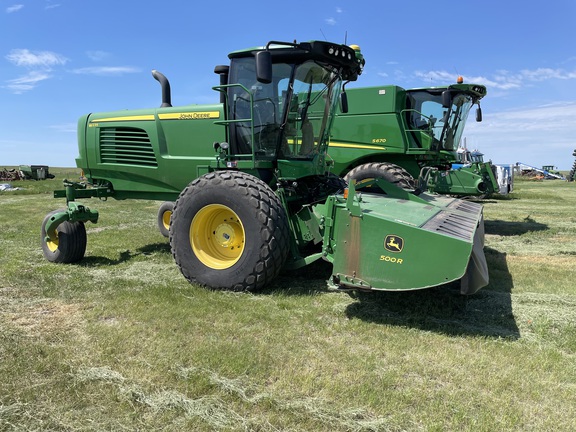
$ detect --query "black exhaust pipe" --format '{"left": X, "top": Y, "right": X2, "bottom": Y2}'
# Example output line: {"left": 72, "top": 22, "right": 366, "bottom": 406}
{"left": 151, "top": 70, "right": 172, "bottom": 108}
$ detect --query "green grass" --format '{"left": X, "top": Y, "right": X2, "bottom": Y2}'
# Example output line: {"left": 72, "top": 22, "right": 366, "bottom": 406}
{"left": 1, "top": 170, "right": 575, "bottom": 431}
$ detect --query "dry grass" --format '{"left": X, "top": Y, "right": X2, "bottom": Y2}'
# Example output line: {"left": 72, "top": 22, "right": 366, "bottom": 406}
{"left": 1, "top": 171, "right": 575, "bottom": 431}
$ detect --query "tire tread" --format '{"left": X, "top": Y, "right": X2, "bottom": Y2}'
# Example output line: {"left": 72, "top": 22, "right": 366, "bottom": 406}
{"left": 170, "top": 171, "right": 290, "bottom": 291}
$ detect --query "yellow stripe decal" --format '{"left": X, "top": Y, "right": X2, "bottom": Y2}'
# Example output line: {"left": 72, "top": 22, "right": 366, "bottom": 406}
{"left": 285, "top": 139, "right": 383, "bottom": 150}
{"left": 158, "top": 111, "right": 220, "bottom": 120}
{"left": 92, "top": 115, "right": 155, "bottom": 123}
{"left": 330, "top": 141, "right": 386, "bottom": 150}
{"left": 90, "top": 111, "right": 221, "bottom": 125}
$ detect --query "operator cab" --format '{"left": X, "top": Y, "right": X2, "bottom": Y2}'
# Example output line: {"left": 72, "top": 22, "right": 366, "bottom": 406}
{"left": 226, "top": 58, "right": 337, "bottom": 159}
{"left": 213, "top": 41, "right": 363, "bottom": 170}
{"left": 404, "top": 82, "right": 486, "bottom": 151}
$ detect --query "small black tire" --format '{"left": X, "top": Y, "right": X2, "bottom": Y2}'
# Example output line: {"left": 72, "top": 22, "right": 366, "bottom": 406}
{"left": 157, "top": 201, "right": 175, "bottom": 238}
{"left": 170, "top": 171, "right": 290, "bottom": 291}
{"left": 41, "top": 209, "right": 87, "bottom": 263}
{"left": 345, "top": 162, "right": 416, "bottom": 191}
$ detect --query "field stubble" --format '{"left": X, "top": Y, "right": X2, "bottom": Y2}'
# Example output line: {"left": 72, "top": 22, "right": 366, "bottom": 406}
{"left": 1, "top": 171, "right": 575, "bottom": 431}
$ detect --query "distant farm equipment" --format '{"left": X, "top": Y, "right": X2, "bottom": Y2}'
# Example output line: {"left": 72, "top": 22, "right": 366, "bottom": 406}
{"left": 451, "top": 148, "right": 512, "bottom": 196}
{"left": 515, "top": 163, "right": 565, "bottom": 180}
{"left": 329, "top": 79, "right": 500, "bottom": 197}
{"left": 1, "top": 165, "right": 56, "bottom": 182}
{"left": 19, "top": 165, "right": 55, "bottom": 180}
{"left": 569, "top": 149, "right": 576, "bottom": 182}
{"left": 493, "top": 164, "right": 514, "bottom": 194}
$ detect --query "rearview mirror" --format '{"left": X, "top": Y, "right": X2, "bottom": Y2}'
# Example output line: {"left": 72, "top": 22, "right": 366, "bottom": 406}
{"left": 476, "top": 107, "right": 483, "bottom": 122}
{"left": 255, "top": 51, "right": 272, "bottom": 84}
{"left": 441, "top": 90, "right": 452, "bottom": 108}
{"left": 340, "top": 92, "right": 349, "bottom": 113}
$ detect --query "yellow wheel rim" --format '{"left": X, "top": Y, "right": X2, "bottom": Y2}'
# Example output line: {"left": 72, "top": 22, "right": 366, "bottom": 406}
{"left": 191, "top": 204, "right": 245, "bottom": 269}
{"left": 162, "top": 210, "right": 172, "bottom": 231}
{"left": 46, "top": 229, "right": 59, "bottom": 252}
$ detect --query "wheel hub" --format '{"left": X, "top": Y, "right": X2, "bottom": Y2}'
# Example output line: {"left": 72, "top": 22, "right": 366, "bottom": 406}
{"left": 46, "top": 230, "right": 59, "bottom": 252}
{"left": 213, "top": 222, "right": 242, "bottom": 249}
{"left": 191, "top": 204, "right": 245, "bottom": 269}
{"left": 162, "top": 210, "right": 172, "bottom": 230}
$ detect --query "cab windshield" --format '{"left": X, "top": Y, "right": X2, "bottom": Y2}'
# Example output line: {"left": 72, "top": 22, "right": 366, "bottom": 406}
{"left": 227, "top": 57, "right": 341, "bottom": 159}
{"left": 406, "top": 90, "right": 475, "bottom": 151}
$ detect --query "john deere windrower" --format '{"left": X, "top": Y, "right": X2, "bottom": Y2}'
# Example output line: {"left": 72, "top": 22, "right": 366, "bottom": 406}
{"left": 42, "top": 40, "right": 488, "bottom": 294}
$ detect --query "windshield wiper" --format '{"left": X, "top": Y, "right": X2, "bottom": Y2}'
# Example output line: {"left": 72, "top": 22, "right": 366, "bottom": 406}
{"left": 276, "top": 65, "right": 297, "bottom": 156}
{"left": 300, "top": 79, "right": 313, "bottom": 128}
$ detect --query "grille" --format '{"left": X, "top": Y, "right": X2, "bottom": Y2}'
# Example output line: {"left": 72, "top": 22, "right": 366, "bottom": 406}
{"left": 422, "top": 200, "right": 482, "bottom": 241}
{"left": 447, "top": 200, "right": 483, "bottom": 215}
{"left": 99, "top": 127, "right": 157, "bottom": 167}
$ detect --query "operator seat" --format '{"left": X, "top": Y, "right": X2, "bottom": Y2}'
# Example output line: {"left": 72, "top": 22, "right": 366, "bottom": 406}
{"left": 299, "top": 119, "right": 314, "bottom": 155}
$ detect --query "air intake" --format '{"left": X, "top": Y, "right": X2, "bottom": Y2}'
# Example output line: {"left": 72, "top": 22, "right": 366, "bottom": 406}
{"left": 99, "top": 127, "right": 157, "bottom": 167}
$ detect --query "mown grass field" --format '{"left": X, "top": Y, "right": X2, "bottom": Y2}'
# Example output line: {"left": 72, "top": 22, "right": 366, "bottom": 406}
{"left": 1, "top": 169, "right": 575, "bottom": 431}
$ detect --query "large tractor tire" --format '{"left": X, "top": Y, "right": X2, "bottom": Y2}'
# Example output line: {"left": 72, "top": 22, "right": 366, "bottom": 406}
{"left": 345, "top": 162, "right": 416, "bottom": 191}
{"left": 170, "top": 171, "right": 290, "bottom": 291}
{"left": 41, "top": 209, "right": 87, "bottom": 263}
{"left": 157, "top": 201, "right": 175, "bottom": 238}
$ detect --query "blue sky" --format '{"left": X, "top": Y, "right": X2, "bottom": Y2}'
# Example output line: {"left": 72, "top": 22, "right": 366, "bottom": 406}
{"left": 2, "top": 0, "right": 576, "bottom": 170}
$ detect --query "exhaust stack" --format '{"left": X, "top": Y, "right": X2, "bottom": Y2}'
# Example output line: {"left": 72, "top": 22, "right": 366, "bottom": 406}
{"left": 152, "top": 70, "right": 172, "bottom": 108}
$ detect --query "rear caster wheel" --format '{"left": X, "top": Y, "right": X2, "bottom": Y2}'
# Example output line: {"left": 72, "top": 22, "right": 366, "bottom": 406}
{"left": 41, "top": 209, "right": 87, "bottom": 263}
{"left": 157, "top": 201, "right": 174, "bottom": 238}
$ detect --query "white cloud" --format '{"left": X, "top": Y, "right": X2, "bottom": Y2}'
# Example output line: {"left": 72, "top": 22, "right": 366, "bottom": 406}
{"left": 414, "top": 70, "right": 510, "bottom": 89}
{"left": 5, "top": 71, "right": 51, "bottom": 93}
{"left": 336, "top": 7, "right": 343, "bottom": 13}
{"left": 560, "top": 56, "right": 576, "bottom": 65}
{"left": 466, "top": 103, "right": 576, "bottom": 169}
{"left": 6, "top": 49, "right": 68, "bottom": 68}
{"left": 4, "top": 49, "right": 68, "bottom": 93}
{"left": 405, "top": 67, "right": 576, "bottom": 168}
{"left": 50, "top": 123, "right": 77, "bottom": 133}
{"left": 6, "top": 4, "right": 24, "bottom": 13}
{"left": 70, "top": 66, "right": 141, "bottom": 76}
{"left": 86, "top": 50, "right": 110, "bottom": 62}
{"left": 520, "top": 67, "right": 576, "bottom": 81}
{"left": 325, "top": 17, "right": 337, "bottom": 26}
{"left": 414, "top": 70, "right": 453, "bottom": 82}
{"left": 45, "top": 2, "right": 61, "bottom": 10}
{"left": 415, "top": 67, "right": 576, "bottom": 90}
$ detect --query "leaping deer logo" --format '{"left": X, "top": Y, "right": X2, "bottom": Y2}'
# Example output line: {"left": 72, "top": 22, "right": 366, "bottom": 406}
{"left": 384, "top": 235, "right": 404, "bottom": 253}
